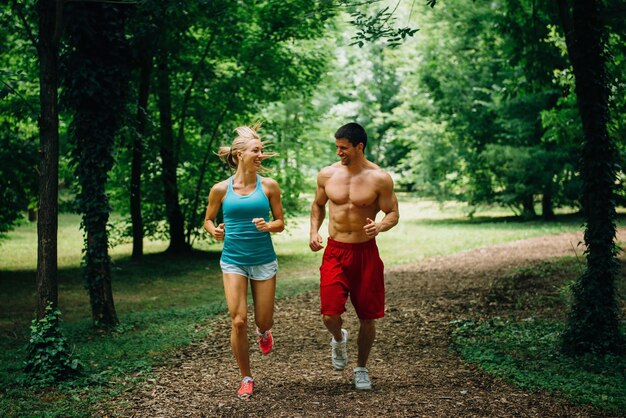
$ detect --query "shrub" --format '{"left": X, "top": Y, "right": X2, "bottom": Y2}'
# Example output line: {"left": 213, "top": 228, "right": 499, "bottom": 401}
{"left": 24, "top": 304, "right": 83, "bottom": 386}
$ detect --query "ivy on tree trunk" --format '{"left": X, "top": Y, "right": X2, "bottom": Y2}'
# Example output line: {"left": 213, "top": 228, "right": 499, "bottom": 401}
{"left": 62, "top": 2, "right": 132, "bottom": 326}
{"left": 558, "top": 0, "right": 623, "bottom": 355}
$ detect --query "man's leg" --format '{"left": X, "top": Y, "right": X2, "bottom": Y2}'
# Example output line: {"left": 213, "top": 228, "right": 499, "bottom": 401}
{"left": 324, "top": 314, "right": 348, "bottom": 370}
{"left": 352, "top": 318, "right": 375, "bottom": 390}
{"left": 357, "top": 319, "right": 375, "bottom": 367}
{"left": 323, "top": 314, "right": 344, "bottom": 341}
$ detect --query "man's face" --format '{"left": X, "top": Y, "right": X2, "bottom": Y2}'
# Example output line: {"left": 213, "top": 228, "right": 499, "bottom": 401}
{"left": 335, "top": 138, "right": 360, "bottom": 166}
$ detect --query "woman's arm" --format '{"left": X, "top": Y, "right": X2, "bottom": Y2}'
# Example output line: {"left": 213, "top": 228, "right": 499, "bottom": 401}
{"left": 254, "top": 178, "right": 284, "bottom": 233}
{"left": 204, "top": 182, "right": 227, "bottom": 240}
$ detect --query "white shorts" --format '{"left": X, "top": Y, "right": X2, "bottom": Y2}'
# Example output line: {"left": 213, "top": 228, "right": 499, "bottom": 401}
{"left": 220, "top": 259, "right": 278, "bottom": 280}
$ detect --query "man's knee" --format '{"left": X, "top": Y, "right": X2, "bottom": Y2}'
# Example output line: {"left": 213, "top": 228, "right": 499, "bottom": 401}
{"left": 323, "top": 314, "right": 341, "bottom": 327}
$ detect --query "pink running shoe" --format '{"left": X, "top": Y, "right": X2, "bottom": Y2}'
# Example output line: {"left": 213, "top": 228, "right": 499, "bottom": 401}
{"left": 257, "top": 329, "right": 274, "bottom": 355}
{"left": 237, "top": 376, "right": 254, "bottom": 400}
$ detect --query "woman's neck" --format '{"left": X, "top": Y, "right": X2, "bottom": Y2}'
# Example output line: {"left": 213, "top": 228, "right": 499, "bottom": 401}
{"left": 233, "top": 166, "right": 257, "bottom": 186}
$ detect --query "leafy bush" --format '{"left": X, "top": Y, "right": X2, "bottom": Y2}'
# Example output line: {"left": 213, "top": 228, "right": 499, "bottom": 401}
{"left": 24, "top": 304, "right": 83, "bottom": 386}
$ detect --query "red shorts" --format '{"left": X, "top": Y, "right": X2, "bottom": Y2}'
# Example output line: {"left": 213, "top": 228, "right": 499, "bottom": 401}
{"left": 320, "top": 238, "right": 385, "bottom": 320}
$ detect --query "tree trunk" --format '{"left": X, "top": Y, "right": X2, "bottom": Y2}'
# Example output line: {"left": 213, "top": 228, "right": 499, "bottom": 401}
{"left": 62, "top": 2, "right": 128, "bottom": 327}
{"left": 521, "top": 194, "right": 536, "bottom": 219}
{"left": 542, "top": 190, "right": 555, "bottom": 221}
{"left": 156, "top": 47, "right": 189, "bottom": 254}
{"left": 130, "top": 53, "right": 152, "bottom": 261}
{"left": 86, "top": 224, "right": 117, "bottom": 325}
{"left": 36, "top": 0, "right": 59, "bottom": 319}
{"left": 557, "top": 0, "right": 623, "bottom": 355}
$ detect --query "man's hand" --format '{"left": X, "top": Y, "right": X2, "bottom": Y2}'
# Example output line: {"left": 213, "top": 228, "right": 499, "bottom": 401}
{"left": 214, "top": 223, "right": 226, "bottom": 240}
{"left": 363, "top": 218, "right": 379, "bottom": 238}
{"left": 309, "top": 232, "right": 324, "bottom": 252}
{"left": 252, "top": 218, "right": 269, "bottom": 231}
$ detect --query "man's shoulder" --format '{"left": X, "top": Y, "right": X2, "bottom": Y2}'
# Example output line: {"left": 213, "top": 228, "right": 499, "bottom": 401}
{"left": 363, "top": 161, "right": 388, "bottom": 176}
{"left": 366, "top": 164, "right": 393, "bottom": 185}
{"left": 318, "top": 163, "right": 341, "bottom": 176}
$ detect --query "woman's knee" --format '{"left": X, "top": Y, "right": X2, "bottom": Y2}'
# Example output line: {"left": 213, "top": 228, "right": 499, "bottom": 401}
{"left": 231, "top": 314, "right": 247, "bottom": 332}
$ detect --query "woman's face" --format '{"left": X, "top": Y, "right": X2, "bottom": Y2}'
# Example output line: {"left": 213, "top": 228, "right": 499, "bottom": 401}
{"left": 238, "top": 139, "right": 265, "bottom": 169}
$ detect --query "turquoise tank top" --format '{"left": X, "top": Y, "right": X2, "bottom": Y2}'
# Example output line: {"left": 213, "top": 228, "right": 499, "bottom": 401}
{"left": 221, "top": 175, "right": 276, "bottom": 265}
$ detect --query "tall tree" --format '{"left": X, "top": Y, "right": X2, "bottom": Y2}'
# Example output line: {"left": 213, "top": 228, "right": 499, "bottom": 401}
{"left": 130, "top": 52, "right": 152, "bottom": 260}
{"left": 156, "top": 65, "right": 189, "bottom": 253}
{"left": 127, "top": 3, "right": 158, "bottom": 260}
{"left": 557, "top": 0, "right": 623, "bottom": 355}
{"left": 155, "top": 17, "right": 189, "bottom": 254}
{"left": 35, "top": 0, "right": 61, "bottom": 319}
{"left": 62, "top": 2, "right": 132, "bottom": 326}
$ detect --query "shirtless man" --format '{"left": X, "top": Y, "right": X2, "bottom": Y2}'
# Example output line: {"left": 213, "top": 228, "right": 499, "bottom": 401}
{"left": 309, "top": 122, "right": 399, "bottom": 390}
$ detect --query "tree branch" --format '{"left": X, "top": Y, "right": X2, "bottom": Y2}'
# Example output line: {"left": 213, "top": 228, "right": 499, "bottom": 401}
{"left": 0, "top": 78, "right": 38, "bottom": 116}
{"left": 12, "top": 0, "right": 39, "bottom": 52}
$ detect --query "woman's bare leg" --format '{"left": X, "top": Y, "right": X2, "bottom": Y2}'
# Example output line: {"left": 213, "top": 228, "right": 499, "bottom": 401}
{"left": 223, "top": 273, "right": 251, "bottom": 378}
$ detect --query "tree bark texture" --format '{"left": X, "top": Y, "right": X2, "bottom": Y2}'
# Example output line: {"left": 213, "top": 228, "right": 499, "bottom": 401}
{"left": 36, "top": 0, "right": 59, "bottom": 319}
{"left": 156, "top": 47, "right": 189, "bottom": 254}
{"left": 130, "top": 53, "right": 152, "bottom": 261}
{"left": 557, "top": 0, "right": 623, "bottom": 354}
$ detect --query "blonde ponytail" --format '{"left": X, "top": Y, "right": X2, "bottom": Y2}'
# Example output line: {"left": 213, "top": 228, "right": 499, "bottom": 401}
{"left": 216, "top": 122, "right": 278, "bottom": 171}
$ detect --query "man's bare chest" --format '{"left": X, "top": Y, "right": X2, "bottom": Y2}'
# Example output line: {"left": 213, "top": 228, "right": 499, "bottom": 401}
{"left": 325, "top": 176, "right": 378, "bottom": 207}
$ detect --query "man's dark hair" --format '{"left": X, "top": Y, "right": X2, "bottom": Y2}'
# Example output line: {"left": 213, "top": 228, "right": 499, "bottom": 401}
{"left": 335, "top": 122, "right": 367, "bottom": 150}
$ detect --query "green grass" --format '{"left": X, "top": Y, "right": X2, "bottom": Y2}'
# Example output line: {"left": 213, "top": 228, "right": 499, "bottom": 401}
{"left": 451, "top": 255, "right": 626, "bottom": 413}
{"left": 0, "top": 199, "right": 621, "bottom": 416}
{"left": 451, "top": 318, "right": 626, "bottom": 413}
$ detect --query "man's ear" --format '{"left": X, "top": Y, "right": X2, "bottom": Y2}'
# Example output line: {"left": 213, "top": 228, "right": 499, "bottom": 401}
{"left": 357, "top": 143, "right": 364, "bottom": 152}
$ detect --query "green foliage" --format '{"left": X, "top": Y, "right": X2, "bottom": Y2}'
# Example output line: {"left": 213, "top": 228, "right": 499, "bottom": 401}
{"left": 0, "top": 126, "right": 38, "bottom": 238}
{"left": 105, "top": 0, "right": 337, "bottom": 248}
{"left": 24, "top": 304, "right": 82, "bottom": 387}
{"left": 347, "top": 4, "right": 418, "bottom": 48}
{"left": 0, "top": 4, "right": 39, "bottom": 238}
{"left": 396, "top": 0, "right": 581, "bottom": 217}
{"left": 452, "top": 318, "right": 626, "bottom": 413}
{"left": 563, "top": 245, "right": 624, "bottom": 355}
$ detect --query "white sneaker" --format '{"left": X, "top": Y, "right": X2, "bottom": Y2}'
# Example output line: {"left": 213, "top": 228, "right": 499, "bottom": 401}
{"left": 330, "top": 328, "right": 348, "bottom": 370}
{"left": 354, "top": 367, "right": 372, "bottom": 390}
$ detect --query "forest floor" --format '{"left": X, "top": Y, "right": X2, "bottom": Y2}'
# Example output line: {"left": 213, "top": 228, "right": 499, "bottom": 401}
{"left": 109, "top": 231, "right": 624, "bottom": 417}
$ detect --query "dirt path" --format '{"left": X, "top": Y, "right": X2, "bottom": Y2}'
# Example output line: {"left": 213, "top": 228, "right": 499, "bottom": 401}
{"left": 112, "top": 231, "right": 622, "bottom": 417}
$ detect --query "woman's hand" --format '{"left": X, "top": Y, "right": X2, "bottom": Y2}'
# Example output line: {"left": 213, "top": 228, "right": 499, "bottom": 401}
{"left": 214, "top": 223, "right": 226, "bottom": 240}
{"left": 252, "top": 218, "right": 269, "bottom": 231}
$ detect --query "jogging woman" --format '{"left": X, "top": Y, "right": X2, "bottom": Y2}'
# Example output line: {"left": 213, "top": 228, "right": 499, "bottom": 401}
{"left": 204, "top": 123, "right": 284, "bottom": 400}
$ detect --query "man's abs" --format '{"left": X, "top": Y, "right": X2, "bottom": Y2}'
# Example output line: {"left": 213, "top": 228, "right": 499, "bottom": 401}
{"left": 328, "top": 202, "right": 377, "bottom": 243}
